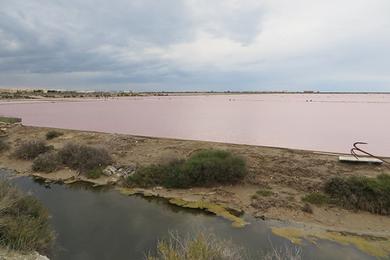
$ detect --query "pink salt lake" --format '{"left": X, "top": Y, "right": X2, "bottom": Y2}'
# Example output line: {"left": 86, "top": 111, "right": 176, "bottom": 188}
{"left": 1, "top": 94, "right": 389, "bottom": 156}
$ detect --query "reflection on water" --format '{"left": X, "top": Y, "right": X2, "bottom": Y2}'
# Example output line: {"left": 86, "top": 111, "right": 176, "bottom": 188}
{"left": 0, "top": 94, "right": 389, "bottom": 156}
{"left": 4, "top": 173, "right": 374, "bottom": 260}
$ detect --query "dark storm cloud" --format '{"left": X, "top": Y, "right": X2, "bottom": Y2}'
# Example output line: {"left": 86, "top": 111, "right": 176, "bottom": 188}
{"left": 0, "top": 0, "right": 389, "bottom": 91}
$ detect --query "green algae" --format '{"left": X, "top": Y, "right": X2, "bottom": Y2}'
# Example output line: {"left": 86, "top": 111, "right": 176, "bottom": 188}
{"left": 117, "top": 188, "right": 248, "bottom": 228}
{"left": 168, "top": 198, "right": 249, "bottom": 228}
{"left": 272, "top": 227, "right": 390, "bottom": 258}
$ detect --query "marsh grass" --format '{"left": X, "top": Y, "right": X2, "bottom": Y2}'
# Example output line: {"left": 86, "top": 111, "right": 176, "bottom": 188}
{"left": 0, "top": 180, "right": 54, "bottom": 253}
{"left": 128, "top": 149, "right": 247, "bottom": 188}
{"left": 146, "top": 231, "right": 302, "bottom": 260}
{"left": 146, "top": 232, "right": 245, "bottom": 260}
{"left": 324, "top": 174, "right": 390, "bottom": 215}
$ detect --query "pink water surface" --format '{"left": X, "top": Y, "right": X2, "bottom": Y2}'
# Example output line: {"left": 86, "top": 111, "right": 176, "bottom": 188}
{"left": 1, "top": 94, "right": 389, "bottom": 156}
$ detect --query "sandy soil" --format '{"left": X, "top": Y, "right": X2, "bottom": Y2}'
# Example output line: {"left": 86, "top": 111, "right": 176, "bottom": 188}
{"left": 1, "top": 123, "right": 390, "bottom": 240}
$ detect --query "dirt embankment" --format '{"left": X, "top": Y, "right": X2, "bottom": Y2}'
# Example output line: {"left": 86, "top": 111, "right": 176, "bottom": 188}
{"left": 1, "top": 123, "right": 390, "bottom": 255}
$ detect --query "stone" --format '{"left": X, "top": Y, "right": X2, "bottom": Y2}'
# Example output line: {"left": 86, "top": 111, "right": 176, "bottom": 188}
{"left": 114, "top": 164, "right": 136, "bottom": 178}
{"left": 103, "top": 166, "right": 117, "bottom": 176}
{"left": 254, "top": 213, "right": 266, "bottom": 220}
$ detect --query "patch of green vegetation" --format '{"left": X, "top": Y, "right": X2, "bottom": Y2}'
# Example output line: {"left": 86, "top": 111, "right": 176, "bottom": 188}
{"left": 86, "top": 167, "right": 103, "bottom": 179}
{"left": 0, "top": 138, "right": 9, "bottom": 152}
{"left": 251, "top": 188, "right": 273, "bottom": 200}
{"left": 32, "top": 151, "right": 60, "bottom": 173}
{"left": 302, "top": 192, "right": 330, "bottom": 206}
{"left": 128, "top": 149, "right": 247, "bottom": 188}
{"left": 58, "top": 143, "right": 112, "bottom": 173}
{"left": 14, "top": 140, "right": 52, "bottom": 160}
{"left": 324, "top": 174, "right": 390, "bottom": 215}
{"left": 256, "top": 188, "right": 273, "bottom": 197}
{"left": 0, "top": 116, "right": 21, "bottom": 124}
{"left": 0, "top": 180, "right": 54, "bottom": 253}
{"left": 272, "top": 227, "right": 390, "bottom": 258}
{"left": 45, "top": 130, "right": 63, "bottom": 140}
{"left": 301, "top": 203, "right": 313, "bottom": 214}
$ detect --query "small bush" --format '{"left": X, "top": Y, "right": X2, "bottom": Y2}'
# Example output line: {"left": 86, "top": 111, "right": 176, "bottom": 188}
{"left": 14, "top": 140, "right": 52, "bottom": 160}
{"left": 86, "top": 167, "right": 103, "bottom": 179}
{"left": 128, "top": 149, "right": 247, "bottom": 188}
{"left": 256, "top": 189, "right": 273, "bottom": 197}
{"left": 251, "top": 188, "right": 273, "bottom": 200}
{"left": 129, "top": 159, "right": 188, "bottom": 188}
{"left": 46, "top": 130, "right": 63, "bottom": 140}
{"left": 0, "top": 181, "right": 54, "bottom": 253}
{"left": 58, "top": 143, "right": 112, "bottom": 173}
{"left": 182, "top": 150, "right": 247, "bottom": 186}
{"left": 146, "top": 231, "right": 302, "bottom": 260}
{"left": 302, "top": 192, "right": 330, "bottom": 205}
{"left": 32, "top": 151, "right": 60, "bottom": 173}
{"left": 0, "top": 138, "right": 9, "bottom": 152}
{"left": 324, "top": 174, "right": 390, "bottom": 215}
{"left": 301, "top": 203, "right": 313, "bottom": 214}
{"left": 0, "top": 116, "right": 21, "bottom": 124}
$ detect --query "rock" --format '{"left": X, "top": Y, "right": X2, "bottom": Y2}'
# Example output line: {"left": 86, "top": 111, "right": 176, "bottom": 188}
{"left": 103, "top": 166, "right": 117, "bottom": 176}
{"left": 114, "top": 164, "right": 136, "bottom": 178}
{"left": 103, "top": 165, "right": 136, "bottom": 178}
{"left": 254, "top": 213, "right": 266, "bottom": 220}
{"left": 0, "top": 249, "right": 49, "bottom": 260}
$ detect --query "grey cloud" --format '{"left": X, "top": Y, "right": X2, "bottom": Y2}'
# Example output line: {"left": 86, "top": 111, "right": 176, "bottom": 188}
{"left": 0, "top": 0, "right": 389, "bottom": 91}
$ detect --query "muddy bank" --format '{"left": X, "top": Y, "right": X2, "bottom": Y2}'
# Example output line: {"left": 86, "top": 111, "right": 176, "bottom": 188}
{"left": 1, "top": 123, "right": 390, "bottom": 257}
{"left": 0, "top": 249, "right": 48, "bottom": 260}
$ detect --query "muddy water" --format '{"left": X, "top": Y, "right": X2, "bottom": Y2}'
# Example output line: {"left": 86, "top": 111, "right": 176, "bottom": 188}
{"left": 4, "top": 173, "right": 373, "bottom": 260}
{"left": 1, "top": 94, "right": 389, "bottom": 156}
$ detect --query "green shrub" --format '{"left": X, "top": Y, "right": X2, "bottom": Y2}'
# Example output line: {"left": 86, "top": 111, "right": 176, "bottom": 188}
{"left": 0, "top": 116, "right": 21, "bottom": 124}
{"left": 0, "top": 181, "right": 54, "bottom": 253}
{"left": 14, "top": 140, "right": 52, "bottom": 160}
{"left": 46, "top": 130, "right": 63, "bottom": 140}
{"left": 251, "top": 188, "right": 273, "bottom": 200}
{"left": 86, "top": 167, "right": 103, "bottom": 179}
{"left": 129, "top": 159, "right": 187, "bottom": 188}
{"left": 128, "top": 149, "right": 247, "bottom": 188}
{"left": 302, "top": 192, "right": 330, "bottom": 205}
{"left": 301, "top": 203, "right": 313, "bottom": 214}
{"left": 58, "top": 143, "right": 112, "bottom": 173}
{"left": 32, "top": 151, "right": 60, "bottom": 173}
{"left": 324, "top": 174, "right": 390, "bottom": 215}
{"left": 0, "top": 138, "right": 9, "bottom": 152}
{"left": 182, "top": 150, "right": 247, "bottom": 186}
{"left": 256, "top": 188, "right": 273, "bottom": 197}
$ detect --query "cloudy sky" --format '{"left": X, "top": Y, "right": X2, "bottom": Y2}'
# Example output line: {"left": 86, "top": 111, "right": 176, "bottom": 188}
{"left": 0, "top": 0, "right": 389, "bottom": 92}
